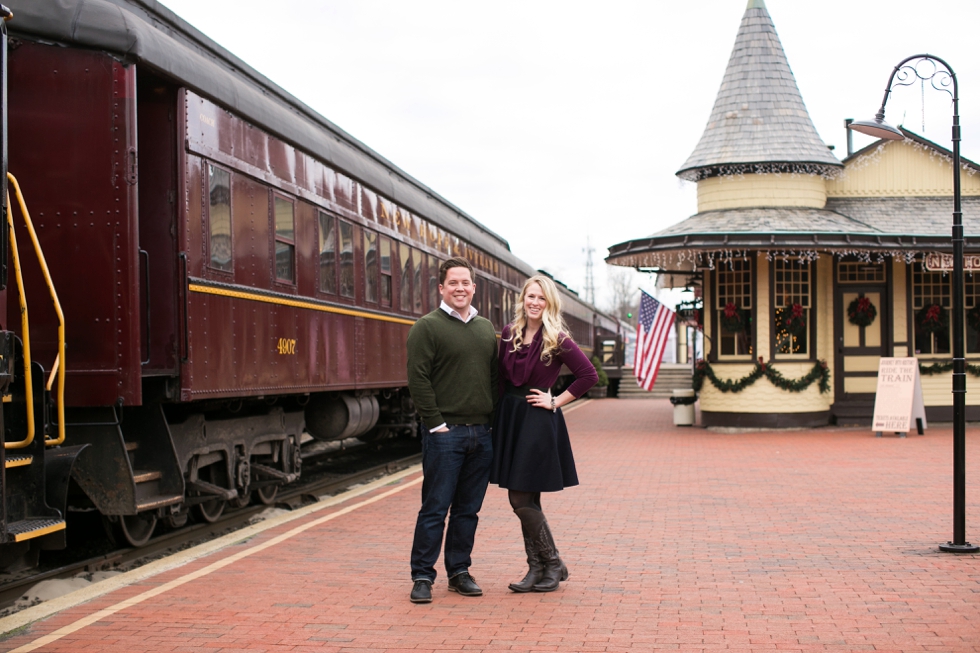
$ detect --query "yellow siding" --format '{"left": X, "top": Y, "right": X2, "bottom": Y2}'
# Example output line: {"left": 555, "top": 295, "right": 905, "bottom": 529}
{"left": 827, "top": 139, "right": 980, "bottom": 197}
{"left": 699, "top": 362, "right": 832, "bottom": 413}
{"left": 816, "top": 258, "right": 835, "bottom": 380}
{"left": 756, "top": 254, "right": 768, "bottom": 358}
{"left": 919, "top": 372, "right": 980, "bottom": 406}
{"left": 697, "top": 173, "right": 827, "bottom": 211}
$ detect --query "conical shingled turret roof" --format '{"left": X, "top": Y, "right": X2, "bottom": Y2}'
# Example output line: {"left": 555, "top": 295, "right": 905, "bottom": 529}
{"left": 677, "top": 0, "right": 841, "bottom": 181}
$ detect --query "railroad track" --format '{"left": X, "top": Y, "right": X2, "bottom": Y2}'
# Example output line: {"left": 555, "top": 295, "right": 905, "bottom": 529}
{"left": 0, "top": 451, "right": 422, "bottom": 614}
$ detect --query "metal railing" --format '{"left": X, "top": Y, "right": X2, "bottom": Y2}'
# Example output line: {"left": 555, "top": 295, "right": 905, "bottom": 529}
{"left": 5, "top": 173, "right": 66, "bottom": 448}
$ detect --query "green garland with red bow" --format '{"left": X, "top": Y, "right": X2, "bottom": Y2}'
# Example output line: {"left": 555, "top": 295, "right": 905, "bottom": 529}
{"left": 693, "top": 358, "right": 831, "bottom": 394}
{"left": 781, "top": 303, "right": 807, "bottom": 337}
{"left": 719, "top": 302, "right": 745, "bottom": 334}
{"left": 917, "top": 303, "right": 949, "bottom": 334}
{"left": 918, "top": 360, "right": 980, "bottom": 377}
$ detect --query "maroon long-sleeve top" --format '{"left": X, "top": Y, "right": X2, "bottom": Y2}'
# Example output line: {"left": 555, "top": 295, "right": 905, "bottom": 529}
{"left": 498, "top": 324, "right": 598, "bottom": 399}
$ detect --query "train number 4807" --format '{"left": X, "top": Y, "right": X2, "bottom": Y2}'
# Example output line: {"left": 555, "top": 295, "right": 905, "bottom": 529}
{"left": 277, "top": 338, "right": 297, "bottom": 355}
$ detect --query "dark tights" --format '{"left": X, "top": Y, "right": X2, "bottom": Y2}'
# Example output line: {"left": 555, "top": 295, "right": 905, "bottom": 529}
{"left": 508, "top": 490, "right": 541, "bottom": 512}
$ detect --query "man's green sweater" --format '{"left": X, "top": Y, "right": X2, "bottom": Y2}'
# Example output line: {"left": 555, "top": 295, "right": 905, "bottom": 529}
{"left": 406, "top": 309, "right": 498, "bottom": 429}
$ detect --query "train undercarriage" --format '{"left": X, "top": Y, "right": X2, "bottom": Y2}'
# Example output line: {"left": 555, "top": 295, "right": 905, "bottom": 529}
{"left": 2, "top": 379, "right": 418, "bottom": 568}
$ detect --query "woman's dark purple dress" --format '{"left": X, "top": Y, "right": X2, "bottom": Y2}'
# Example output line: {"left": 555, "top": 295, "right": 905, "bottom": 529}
{"left": 490, "top": 325, "right": 598, "bottom": 492}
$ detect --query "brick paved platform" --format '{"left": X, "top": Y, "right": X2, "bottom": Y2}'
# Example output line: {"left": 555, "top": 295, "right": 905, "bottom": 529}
{"left": 2, "top": 399, "right": 979, "bottom": 652}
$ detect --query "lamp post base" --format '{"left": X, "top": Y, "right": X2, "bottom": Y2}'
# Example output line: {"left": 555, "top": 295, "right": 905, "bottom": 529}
{"left": 939, "top": 541, "right": 980, "bottom": 553}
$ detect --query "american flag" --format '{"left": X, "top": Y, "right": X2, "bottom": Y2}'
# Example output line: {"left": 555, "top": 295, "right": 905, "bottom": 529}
{"left": 635, "top": 291, "right": 675, "bottom": 391}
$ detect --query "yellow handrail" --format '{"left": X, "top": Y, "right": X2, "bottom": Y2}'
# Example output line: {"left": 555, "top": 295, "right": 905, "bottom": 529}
{"left": 7, "top": 173, "right": 66, "bottom": 446}
{"left": 4, "top": 189, "right": 34, "bottom": 449}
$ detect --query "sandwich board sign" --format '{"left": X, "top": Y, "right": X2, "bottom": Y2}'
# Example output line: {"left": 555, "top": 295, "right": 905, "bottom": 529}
{"left": 871, "top": 357, "right": 927, "bottom": 437}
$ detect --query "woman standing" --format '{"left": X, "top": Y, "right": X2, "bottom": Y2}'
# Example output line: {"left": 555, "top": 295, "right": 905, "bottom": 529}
{"left": 491, "top": 274, "right": 598, "bottom": 593}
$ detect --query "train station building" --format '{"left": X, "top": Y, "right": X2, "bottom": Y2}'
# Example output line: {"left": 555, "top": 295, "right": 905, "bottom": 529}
{"left": 607, "top": 0, "right": 980, "bottom": 427}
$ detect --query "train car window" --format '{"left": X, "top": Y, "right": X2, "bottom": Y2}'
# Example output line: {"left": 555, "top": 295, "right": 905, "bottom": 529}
{"left": 363, "top": 229, "right": 378, "bottom": 303}
{"left": 412, "top": 247, "right": 423, "bottom": 314}
{"left": 399, "top": 242, "right": 412, "bottom": 312}
{"left": 492, "top": 282, "right": 502, "bottom": 330}
{"left": 273, "top": 196, "right": 295, "bottom": 283}
{"left": 208, "top": 165, "right": 232, "bottom": 272}
{"left": 339, "top": 220, "right": 355, "bottom": 298}
{"left": 380, "top": 237, "right": 392, "bottom": 307}
{"left": 428, "top": 254, "right": 440, "bottom": 312}
{"left": 318, "top": 211, "right": 337, "bottom": 294}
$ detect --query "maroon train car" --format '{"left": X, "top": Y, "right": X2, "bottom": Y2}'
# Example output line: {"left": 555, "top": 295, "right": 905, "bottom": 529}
{"left": 0, "top": 0, "right": 620, "bottom": 565}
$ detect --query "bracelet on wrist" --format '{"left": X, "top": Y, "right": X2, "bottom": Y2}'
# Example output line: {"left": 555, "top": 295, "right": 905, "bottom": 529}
{"left": 551, "top": 396, "right": 556, "bottom": 413}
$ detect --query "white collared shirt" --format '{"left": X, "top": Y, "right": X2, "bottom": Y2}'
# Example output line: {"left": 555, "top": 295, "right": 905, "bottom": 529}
{"left": 430, "top": 301, "right": 479, "bottom": 431}
{"left": 439, "top": 300, "right": 478, "bottom": 323}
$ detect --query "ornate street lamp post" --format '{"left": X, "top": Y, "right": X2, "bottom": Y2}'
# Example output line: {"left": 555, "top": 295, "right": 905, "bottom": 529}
{"left": 850, "top": 54, "right": 978, "bottom": 553}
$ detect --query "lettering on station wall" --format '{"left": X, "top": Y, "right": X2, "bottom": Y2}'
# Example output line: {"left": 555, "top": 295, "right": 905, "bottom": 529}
{"left": 923, "top": 252, "right": 980, "bottom": 272}
{"left": 276, "top": 338, "right": 297, "bottom": 355}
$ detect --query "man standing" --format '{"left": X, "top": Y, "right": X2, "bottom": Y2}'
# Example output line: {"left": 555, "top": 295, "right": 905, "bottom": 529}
{"left": 406, "top": 257, "right": 498, "bottom": 604}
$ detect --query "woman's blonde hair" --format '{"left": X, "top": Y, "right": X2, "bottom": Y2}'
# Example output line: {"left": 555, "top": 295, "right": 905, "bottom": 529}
{"left": 507, "top": 274, "right": 572, "bottom": 365}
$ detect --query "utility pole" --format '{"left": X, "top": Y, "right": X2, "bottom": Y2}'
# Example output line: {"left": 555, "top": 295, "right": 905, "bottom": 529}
{"left": 583, "top": 236, "right": 596, "bottom": 305}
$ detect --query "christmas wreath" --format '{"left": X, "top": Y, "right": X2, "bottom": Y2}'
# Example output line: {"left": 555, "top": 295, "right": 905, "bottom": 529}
{"left": 916, "top": 303, "right": 949, "bottom": 335}
{"left": 847, "top": 296, "right": 877, "bottom": 328}
{"left": 781, "top": 303, "right": 807, "bottom": 337}
{"left": 719, "top": 302, "right": 744, "bottom": 333}
{"left": 969, "top": 304, "right": 980, "bottom": 333}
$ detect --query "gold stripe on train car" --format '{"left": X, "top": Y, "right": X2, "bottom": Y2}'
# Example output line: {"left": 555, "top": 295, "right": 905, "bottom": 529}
{"left": 188, "top": 283, "right": 417, "bottom": 326}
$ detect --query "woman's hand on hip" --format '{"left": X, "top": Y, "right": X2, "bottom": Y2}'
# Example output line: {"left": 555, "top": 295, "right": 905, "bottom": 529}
{"left": 526, "top": 388, "right": 552, "bottom": 410}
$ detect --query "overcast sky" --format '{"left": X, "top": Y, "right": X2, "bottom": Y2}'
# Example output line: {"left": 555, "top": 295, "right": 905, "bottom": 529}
{"left": 158, "top": 0, "right": 980, "bottom": 310}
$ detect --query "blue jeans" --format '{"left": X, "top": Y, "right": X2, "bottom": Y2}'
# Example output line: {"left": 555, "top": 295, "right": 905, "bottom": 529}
{"left": 410, "top": 424, "right": 492, "bottom": 582}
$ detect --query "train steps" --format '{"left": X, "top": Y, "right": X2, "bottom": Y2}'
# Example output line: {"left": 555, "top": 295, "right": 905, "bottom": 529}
{"left": 123, "top": 439, "right": 184, "bottom": 513}
{"left": 617, "top": 364, "right": 693, "bottom": 399}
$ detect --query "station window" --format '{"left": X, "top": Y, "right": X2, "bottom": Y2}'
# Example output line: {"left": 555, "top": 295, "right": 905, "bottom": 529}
{"left": 208, "top": 165, "right": 232, "bottom": 272}
{"left": 273, "top": 196, "right": 295, "bottom": 283}
{"left": 364, "top": 229, "right": 378, "bottom": 303}
{"left": 838, "top": 261, "right": 884, "bottom": 283}
{"left": 428, "top": 254, "right": 441, "bottom": 312}
{"left": 380, "top": 237, "right": 392, "bottom": 307}
{"left": 412, "top": 247, "right": 424, "bottom": 314}
{"left": 773, "top": 258, "right": 811, "bottom": 357}
{"left": 399, "top": 243, "right": 412, "bottom": 312}
{"left": 967, "top": 273, "right": 980, "bottom": 354}
{"left": 913, "top": 262, "right": 950, "bottom": 355}
{"left": 715, "top": 259, "right": 753, "bottom": 357}
{"left": 318, "top": 211, "right": 337, "bottom": 294}
{"left": 339, "top": 220, "right": 355, "bottom": 299}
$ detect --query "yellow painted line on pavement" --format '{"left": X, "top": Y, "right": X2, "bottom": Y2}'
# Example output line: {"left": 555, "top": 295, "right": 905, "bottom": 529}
{"left": 1, "top": 465, "right": 423, "bottom": 650}
{"left": 562, "top": 398, "right": 592, "bottom": 414}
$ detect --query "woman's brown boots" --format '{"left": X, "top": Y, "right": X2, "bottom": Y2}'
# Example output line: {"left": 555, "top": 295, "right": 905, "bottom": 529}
{"left": 510, "top": 507, "right": 569, "bottom": 593}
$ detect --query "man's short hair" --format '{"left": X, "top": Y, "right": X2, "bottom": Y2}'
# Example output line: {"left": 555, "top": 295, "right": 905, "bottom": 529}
{"left": 439, "top": 257, "right": 474, "bottom": 284}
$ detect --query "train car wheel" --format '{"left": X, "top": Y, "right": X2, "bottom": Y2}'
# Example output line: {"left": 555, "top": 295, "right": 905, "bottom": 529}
{"left": 163, "top": 510, "right": 189, "bottom": 529}
{"left": 194, "top": 498, "right": 226, "bottom": 523}
{"left": 117, "top": 513, "right": 158, "bottom": 548}
{"left": 227, "top": 494, "right": 250, "bottom": 510}
{"left": 254, "top": 484, "right": 278, "bottom": 505}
